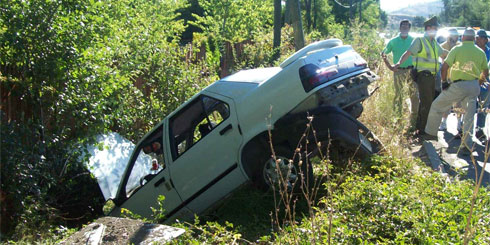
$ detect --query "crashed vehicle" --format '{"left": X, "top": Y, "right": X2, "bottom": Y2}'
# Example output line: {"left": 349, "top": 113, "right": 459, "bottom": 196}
{"left": 102, "top": 39, "right": 379, "bottom": 221}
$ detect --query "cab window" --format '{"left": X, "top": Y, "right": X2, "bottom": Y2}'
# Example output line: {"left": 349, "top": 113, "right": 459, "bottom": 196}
{"left": 169, "top": 95, "right": 230, "bottom": 159}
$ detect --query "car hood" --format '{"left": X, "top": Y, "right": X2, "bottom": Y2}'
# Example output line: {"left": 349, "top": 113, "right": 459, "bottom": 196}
{"left": 83, "top": 132, "right": 140, "bottom": 201}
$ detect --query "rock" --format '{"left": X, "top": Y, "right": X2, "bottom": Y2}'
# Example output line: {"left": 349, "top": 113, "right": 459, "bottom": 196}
{"left": 423, "top": 141, "right": 445, "bottom": 173}
{"left": 60, "top": 217, "right": 185, "bottom": 244}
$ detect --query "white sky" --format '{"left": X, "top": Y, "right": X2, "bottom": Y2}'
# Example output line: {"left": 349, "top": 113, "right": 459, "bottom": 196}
{"left": 380, "top": 0, "right": 439, "bottom": 12}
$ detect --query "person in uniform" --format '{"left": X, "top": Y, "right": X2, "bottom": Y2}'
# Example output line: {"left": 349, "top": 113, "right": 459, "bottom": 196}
{"left": 423, "top": 28, "right": 489, "bottom": 156}
{"left": 382, "top": 20, "right": 417, "bottom": 119}
{"left": 393, "top": 16, "right": 448, "bottom": 135}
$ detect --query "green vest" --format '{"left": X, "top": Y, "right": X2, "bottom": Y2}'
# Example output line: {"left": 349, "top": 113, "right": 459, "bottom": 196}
{"left": 414, "top": 37, "right": 440, "bottom": 74}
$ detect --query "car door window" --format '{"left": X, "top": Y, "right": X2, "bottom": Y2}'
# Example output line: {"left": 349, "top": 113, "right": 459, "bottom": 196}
{"left": 125, "top": 125, "right": 166, "bottom": 197}
{"left": 170, "top": 95, "right": 230, "bottom": 159}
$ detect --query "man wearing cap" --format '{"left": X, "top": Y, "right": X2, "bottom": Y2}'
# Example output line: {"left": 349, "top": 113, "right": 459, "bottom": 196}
{"left": 394, "top": 16, "right": 448, "bottom": 135}
{"left": 382, "top": 20, "right": 418, "bottom": 118}
{"left": 441, "top": 29, "right": 461, "bottom": 51}
{"left": 476, "top": 30, "right": 490, "bottom": 61}
{"left": 438, "top": 28, "right": 461, "bottom": 131}
{"left": 423, "top": 28, "right": 489, "bottom": 155}
{"left": 475, "top": 29, "right": 490, "bottom": 142}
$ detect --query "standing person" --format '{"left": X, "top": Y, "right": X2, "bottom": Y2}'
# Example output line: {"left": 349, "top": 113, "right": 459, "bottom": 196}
{"left": 441, "top": 29, "right": 461, "bottom": 54}
{"left": 393, "top": 16, "right": 448, "bottom": 135}
{"left": 381, "top": 20, "right": 418, "bottom": 120}
{"left": 423, "top": 28, "right": 489, "bottom": 156}
{"left": 476, "top": 30, "right": 490, "bottom": 60}
{"left": 438, "top": 28, "right": 461, "bottom": 131}
{"left": 475, "top": 29, "right": 490, "bottom": 142}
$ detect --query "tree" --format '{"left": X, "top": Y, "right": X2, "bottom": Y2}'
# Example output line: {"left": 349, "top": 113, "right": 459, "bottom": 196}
{"left": 193, "top": 0, "right": 273, "bottom": 43}
{"left": 290, "top": 0, "right": 305, "bottom": 50}
{"left": 439, "top": 0, "right": 490, "bottom": 29}
{"left": 273, "top": 0, "right": 282, "bottom": 61}
{"left": 312, "top": 0, "right": 344, "bottom": 37}
{"left": 413, "top": 16, "right": 425, "bottom": 28}
{"left": 304, "top": 0, "right": 313, "bottom": 32}
{"left": 285, "top": 0, "right": 291, "bottom": 25}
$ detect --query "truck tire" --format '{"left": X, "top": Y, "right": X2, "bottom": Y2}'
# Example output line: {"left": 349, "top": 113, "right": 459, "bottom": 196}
{"left": 252, "top": 145, "right": 314, "bottom": 193}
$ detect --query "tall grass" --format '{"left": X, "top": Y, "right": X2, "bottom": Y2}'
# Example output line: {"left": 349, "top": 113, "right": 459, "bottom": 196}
{"left": 360, "top": 63, "right": 415, "bottom": 158}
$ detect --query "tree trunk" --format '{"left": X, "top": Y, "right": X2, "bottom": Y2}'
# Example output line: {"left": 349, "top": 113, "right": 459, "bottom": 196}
{"left": 273, "top": 0, "right": 282, "bottom": 61}
{"left": 349, "top": 0, "right": 353, "bottom": 22}
{"left": 284, "top": 0, "right": 291, "bottom": 25}
{"left": 290, "top": 0, "right": 305, "bottom": 50}
{"left": 305, "top": 0, "right": 312, "bottom": 32}
{"left": 359, "top": 0, "right": 362, "bottom": 22}
{"left": 313, "top": 0, "right": 317, "bottom": 29}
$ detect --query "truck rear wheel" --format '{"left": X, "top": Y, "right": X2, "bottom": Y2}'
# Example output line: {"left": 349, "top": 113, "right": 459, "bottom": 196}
{"left": 253, "top": 145, "right": 313, "bottom": 193}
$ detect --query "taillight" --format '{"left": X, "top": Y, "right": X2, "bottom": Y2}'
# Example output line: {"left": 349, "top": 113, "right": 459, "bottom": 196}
{"left": 309, "top": 68, "right": 339, "bottom": 85}
{"left": 354, "top": 61, "right": 367, "bottom": 68}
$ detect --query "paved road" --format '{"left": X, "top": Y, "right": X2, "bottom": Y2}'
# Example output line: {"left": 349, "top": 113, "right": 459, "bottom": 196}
{"left": 425, "top": 112, "right": 490, "bottom": 186}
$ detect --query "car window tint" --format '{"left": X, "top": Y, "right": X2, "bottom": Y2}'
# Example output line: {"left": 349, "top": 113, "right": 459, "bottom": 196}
{"left": 170, "top": 95, "right": 230, "bottom": 159}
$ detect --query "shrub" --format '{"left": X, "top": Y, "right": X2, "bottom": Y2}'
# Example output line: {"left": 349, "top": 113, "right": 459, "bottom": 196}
{"left": 274, "top": 156, "right": 490, "bottom": 244}
{"left": 0, "top": 0, "right": 217, "bottom": 241}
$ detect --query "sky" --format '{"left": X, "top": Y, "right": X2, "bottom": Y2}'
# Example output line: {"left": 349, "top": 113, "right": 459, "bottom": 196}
{"left": 380, "top": 0, "right": 440, "bottom": 12}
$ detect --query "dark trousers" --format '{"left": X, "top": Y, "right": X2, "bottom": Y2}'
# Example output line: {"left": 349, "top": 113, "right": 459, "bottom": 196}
{"left": 414, "top": 71, "right": 436, "bottom": 132}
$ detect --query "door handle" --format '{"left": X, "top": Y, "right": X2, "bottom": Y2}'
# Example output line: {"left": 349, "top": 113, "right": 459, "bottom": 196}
{"left": 154, "top": 176, "right": 166, "bottom": 187}
{"left": 219, "top": 124, "right": 233, "bottom": 135}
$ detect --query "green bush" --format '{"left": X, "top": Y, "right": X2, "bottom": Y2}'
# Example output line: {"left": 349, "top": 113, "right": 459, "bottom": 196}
{"left": 274, "top": 156, "right": 490, "bottom": 244}
{"left": 1, "top": 0, "right": 217, "bottom": 240}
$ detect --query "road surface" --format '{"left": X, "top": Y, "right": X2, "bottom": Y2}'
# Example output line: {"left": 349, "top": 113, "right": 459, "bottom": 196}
{"left": 417, "top": 112, "right": 490, "bottom": 186}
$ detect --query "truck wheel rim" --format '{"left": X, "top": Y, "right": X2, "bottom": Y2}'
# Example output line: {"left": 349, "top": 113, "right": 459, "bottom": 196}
{"left": 263, "top": 156, "right": 297, "bottom": 191}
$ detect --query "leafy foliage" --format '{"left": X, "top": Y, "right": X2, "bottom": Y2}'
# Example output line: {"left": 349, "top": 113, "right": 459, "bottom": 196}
{"left": 1, "top": 0, "right": 217, "bottom": 240}
{"left": 193, "top": 0, "right": 273, "bottom": 44}
{"left": 440, "top": 0, "right": 490, "bottom": 29}
{"left": 271, "top": 156, "right": 490, "bottom": 244}
{"left": 329, "top": 0, "right": 386, "bottom": 28}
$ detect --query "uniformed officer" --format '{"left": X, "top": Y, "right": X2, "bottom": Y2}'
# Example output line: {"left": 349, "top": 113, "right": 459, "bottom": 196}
{"left": 394, "top": 16, "right": 448, "bottom": 135}
{"left": 422, "top": 28, "right": 490, "bottom": 156}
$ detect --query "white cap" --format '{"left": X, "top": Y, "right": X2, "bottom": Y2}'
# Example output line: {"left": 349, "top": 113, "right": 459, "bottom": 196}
{"left": 463, "top": 28, "right": 475, "bottom": 37}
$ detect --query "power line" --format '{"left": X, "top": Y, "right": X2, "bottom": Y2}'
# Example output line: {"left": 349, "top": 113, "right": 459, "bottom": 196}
{"left": 332, "top": 0, "right": 352, "bottom": 8}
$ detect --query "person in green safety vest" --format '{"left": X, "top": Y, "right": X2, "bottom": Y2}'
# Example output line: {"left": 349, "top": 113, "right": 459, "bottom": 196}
{"left": 393, "top": 16, "right": 449, "bottom": 136}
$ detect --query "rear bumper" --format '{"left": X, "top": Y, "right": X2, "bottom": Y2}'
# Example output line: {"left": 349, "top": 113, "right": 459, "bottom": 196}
{"left": 274, "top": 106, "right": 381, "bottom": 156}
